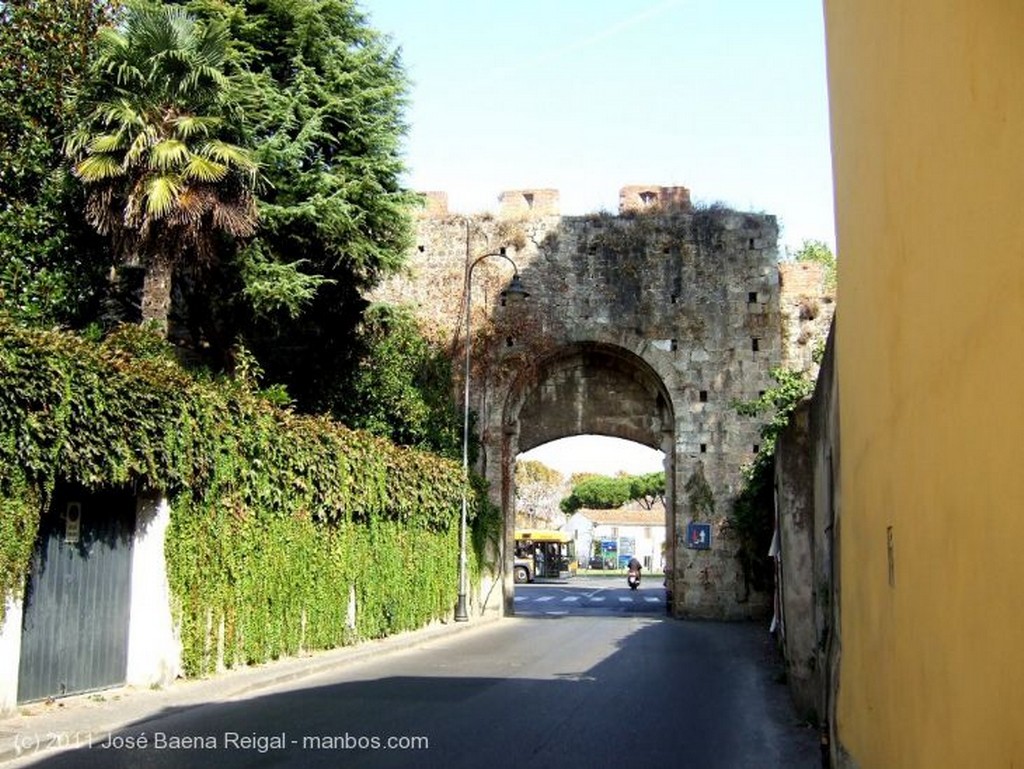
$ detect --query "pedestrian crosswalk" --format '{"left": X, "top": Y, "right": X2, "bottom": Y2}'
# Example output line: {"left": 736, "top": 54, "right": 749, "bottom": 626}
{"left": 514, "top": 593, "right": 663, "bottom": 605}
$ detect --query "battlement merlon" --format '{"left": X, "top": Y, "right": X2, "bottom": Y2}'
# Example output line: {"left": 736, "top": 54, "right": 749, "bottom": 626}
{"left": 618, "top": 185, "right": 692, "bottom": 214}
{"left": 414, "top": 185, "right": 695, "bottom": 219}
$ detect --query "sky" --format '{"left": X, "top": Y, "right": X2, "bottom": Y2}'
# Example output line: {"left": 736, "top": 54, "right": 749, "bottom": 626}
{"left": 361, "top": 0, "right": 835, "bottom": 477}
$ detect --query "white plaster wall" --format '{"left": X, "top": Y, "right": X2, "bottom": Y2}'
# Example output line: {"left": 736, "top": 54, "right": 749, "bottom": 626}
{"left": 125, "top": 496, "right": 180, "bottom": 688}
{"left": 0, "top": 595, "right": 24, "bottom": 714}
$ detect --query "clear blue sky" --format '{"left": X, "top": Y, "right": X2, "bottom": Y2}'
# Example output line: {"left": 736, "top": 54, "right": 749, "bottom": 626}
{"left": 363, "top": 0, "right": 835, "bottom": 254}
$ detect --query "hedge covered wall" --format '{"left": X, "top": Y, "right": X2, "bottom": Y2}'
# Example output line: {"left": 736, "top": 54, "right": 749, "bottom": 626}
{"left": 0, "top": 321, "right": 471, "bottom": 675}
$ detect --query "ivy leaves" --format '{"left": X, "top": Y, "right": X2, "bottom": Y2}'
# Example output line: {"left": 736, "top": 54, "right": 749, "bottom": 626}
{"left": 0, "top": 321, "right": 468, "bottom": 624}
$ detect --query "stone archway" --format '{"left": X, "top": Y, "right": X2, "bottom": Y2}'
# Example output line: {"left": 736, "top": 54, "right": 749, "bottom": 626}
{"left": 498, "top": 342, "right": 676, "bottom": 616}
{"left": 370, "top": 185, "right": 831, "bottom": 622}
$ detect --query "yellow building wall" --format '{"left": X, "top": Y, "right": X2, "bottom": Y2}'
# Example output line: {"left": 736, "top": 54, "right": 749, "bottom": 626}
{"left": 823, "top": 1, "right": 1024, "bottom": 766}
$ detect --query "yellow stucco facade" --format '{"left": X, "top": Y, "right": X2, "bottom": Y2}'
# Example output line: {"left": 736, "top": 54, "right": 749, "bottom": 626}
{"left": 823, "top": 1, "right": 1024, "bottom": 766}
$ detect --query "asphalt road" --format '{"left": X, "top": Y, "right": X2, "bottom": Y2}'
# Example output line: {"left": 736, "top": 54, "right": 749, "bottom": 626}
{"left": 13, "top": 606, "right": 820, "bottom": 769}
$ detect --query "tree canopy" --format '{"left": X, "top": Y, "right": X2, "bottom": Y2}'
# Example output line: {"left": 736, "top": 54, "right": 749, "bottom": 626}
{"left": 65, "top": 3, "right": 260, "bottom": 337}
{"left": 560, "top": 471, "right": 665, "bottom": 514}
{"left": 175, "top": 0, "right": 419, "bottom": 413}
{"left": 0, "top": 0, "right": 118, "bottom": 326}
{"left": 514, "top": 460, "right": 565, "bottom": 527}
{"left": 4, "top": 0, "right": 421, "bottom": 424}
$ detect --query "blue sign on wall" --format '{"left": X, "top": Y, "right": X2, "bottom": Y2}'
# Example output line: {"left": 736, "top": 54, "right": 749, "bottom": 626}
{"left": 686, "top": 523, "right": 711, "bottom": 550}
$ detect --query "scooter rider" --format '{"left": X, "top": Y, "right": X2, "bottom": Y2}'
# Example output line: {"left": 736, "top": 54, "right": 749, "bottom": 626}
{"left": 627, "top": 556, "right": 642, "bottom": 588}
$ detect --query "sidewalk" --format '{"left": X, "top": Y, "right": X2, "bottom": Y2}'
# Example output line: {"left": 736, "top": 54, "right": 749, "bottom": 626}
{"left": 0, "top": 614, "right": 498, "bottom": 765}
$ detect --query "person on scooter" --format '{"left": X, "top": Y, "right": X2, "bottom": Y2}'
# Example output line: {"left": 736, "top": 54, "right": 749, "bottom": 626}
{"left": 627, "top": 556, "right": 642, "bottom": 589}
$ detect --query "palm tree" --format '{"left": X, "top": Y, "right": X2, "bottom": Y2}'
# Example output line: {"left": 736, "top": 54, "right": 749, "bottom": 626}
{"left": 65, "top": 4, "right": 259, "bottom": 337}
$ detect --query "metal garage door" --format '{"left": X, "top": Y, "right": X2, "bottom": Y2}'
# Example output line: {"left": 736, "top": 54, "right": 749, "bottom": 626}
{"left": 17, "top": 486, "right": 136, "bottom": 703}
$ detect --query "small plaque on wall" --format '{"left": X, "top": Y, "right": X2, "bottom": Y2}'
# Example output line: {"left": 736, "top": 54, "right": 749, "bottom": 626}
{"left": 686, "top": 522, "right": 711, "bottom": 550}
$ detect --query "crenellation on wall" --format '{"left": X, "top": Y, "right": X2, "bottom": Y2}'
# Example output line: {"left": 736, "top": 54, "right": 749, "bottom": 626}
{"left": 619, "top": 185, "right": 692, "bottom": 214}
{"left": 498, "top": 189, "right": 560, "bottom": 218}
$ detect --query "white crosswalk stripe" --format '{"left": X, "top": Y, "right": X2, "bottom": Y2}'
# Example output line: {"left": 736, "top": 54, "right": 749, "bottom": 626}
{"left": 534, "top": 596, "right": 554, "bottom": 602}
{"left": 590, "top": 596, "right": 606, "bottom": 602}
{"left": 645, "top": 597, "right": 661, "bottom": 603}
{"left": 618, "top": 597, "right": 634, "bottom": 603}
{"left": 514, "top": 595, "right": 527, "bottom": 602}
{"left": 562, "top": 596, "right": 580, "bottom": 602}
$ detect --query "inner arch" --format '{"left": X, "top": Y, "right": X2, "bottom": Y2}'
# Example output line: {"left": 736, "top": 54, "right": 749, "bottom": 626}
{"left": 512, "top": 342, "right": 674, "bottom": 452}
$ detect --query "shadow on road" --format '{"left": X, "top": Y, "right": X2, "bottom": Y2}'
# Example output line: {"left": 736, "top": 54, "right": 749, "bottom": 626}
{"left": 15, "top": 619, "right": 818, "bottom": 769}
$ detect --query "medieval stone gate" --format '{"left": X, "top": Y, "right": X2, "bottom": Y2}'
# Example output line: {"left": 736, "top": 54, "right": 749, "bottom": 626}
{"left": 373, "top": 185, "right": 831, "bottom": 620}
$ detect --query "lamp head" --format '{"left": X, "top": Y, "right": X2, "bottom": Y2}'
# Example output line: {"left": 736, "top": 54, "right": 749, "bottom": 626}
{"left": 500, "top": 273, "right": 530, "bottom": 305}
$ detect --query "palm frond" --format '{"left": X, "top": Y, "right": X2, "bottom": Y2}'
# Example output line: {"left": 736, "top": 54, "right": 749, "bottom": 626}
{"left": 144, "top": 175, "right": 182, "bottom": 219}
{"left": 99, "top": 100, "right": 141, "bottom": 130}
{"left": 148, "top": 139, "right": 190, "bottom": 171}
{"left": 211, "top": 195, "right": 259, "bottom": 238}
{"left": 74, "top": 155, "right": 124, "bottom": 182}
{"left": 183, "top": 155, "right": 228, "bottom": 183}
{"left": 175, "top": 187, "right": 212, "bottom": 221}
{"left": 88, "top": 133, "right": 126, "bottom": 154}
{"left": 201, "top": 140, "right": 258, "bottom": 172}
{"left": 171, "top": 115, "right": 219, "bottom": 140}
{"left": 125, "top": 125, "right": 159, "bottom": 166}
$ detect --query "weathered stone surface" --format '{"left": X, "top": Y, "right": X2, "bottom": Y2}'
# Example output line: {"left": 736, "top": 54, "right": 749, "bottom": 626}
{"left": 370, "top": 187, "right": 830, "bottom": 620}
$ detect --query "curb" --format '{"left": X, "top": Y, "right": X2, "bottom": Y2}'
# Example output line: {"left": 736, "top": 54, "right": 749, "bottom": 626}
{"left": 0, "top": 614, "right": 500, "bottom": 765}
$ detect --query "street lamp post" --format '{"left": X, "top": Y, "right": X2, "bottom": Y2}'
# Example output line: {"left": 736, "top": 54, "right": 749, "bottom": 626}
{"left": 455, "top": 247, "right": 529, "bottom": 622}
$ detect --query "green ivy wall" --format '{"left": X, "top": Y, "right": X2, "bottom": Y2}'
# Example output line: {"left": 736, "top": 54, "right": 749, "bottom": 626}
{"left": 0, "top": 322, "right": 470, "bottom": 676}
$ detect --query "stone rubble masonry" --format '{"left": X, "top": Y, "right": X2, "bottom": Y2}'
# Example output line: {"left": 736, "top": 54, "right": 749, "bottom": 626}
{"left": 370, "top": 185, "right": 832, "bottom": 620}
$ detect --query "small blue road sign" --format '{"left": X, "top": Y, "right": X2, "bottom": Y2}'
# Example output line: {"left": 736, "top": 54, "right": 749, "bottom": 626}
{"left": 687, "top": 522, "right": 711, "bottom": 550}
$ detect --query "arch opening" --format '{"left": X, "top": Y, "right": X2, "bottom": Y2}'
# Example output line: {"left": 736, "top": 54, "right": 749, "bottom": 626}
{"left": 498, "top": 342, "right": 677, "bottom": 615}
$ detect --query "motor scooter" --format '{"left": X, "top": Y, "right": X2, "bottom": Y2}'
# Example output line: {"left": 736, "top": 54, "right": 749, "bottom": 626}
{"left": 627, "top": 568, "right": 641, "bottom": 590}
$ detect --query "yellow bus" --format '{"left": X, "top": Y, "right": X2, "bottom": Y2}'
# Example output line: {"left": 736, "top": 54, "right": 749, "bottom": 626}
{"left": 513, "top": 530, "right": 577, "bottom": 584}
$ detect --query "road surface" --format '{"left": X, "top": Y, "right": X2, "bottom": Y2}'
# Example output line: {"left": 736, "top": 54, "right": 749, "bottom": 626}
{"left": 12, "top": 601, "right": 820, "bottom": 768}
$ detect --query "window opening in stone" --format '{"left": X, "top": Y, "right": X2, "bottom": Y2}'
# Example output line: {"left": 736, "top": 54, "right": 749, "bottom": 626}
{"left": 751, "top": 337, "right": 760, "bottom": 352}
{"left": 748, "top": 291, "right": 757, "bottom": 303}
{"left": 700, "top": 443, "right": 707, "bottom": 453}
{"left": 670, "top": 339, "right": 678, "bottom": 351}
{"left": 699, "top": 390, "right": 708, "bottom": 402}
